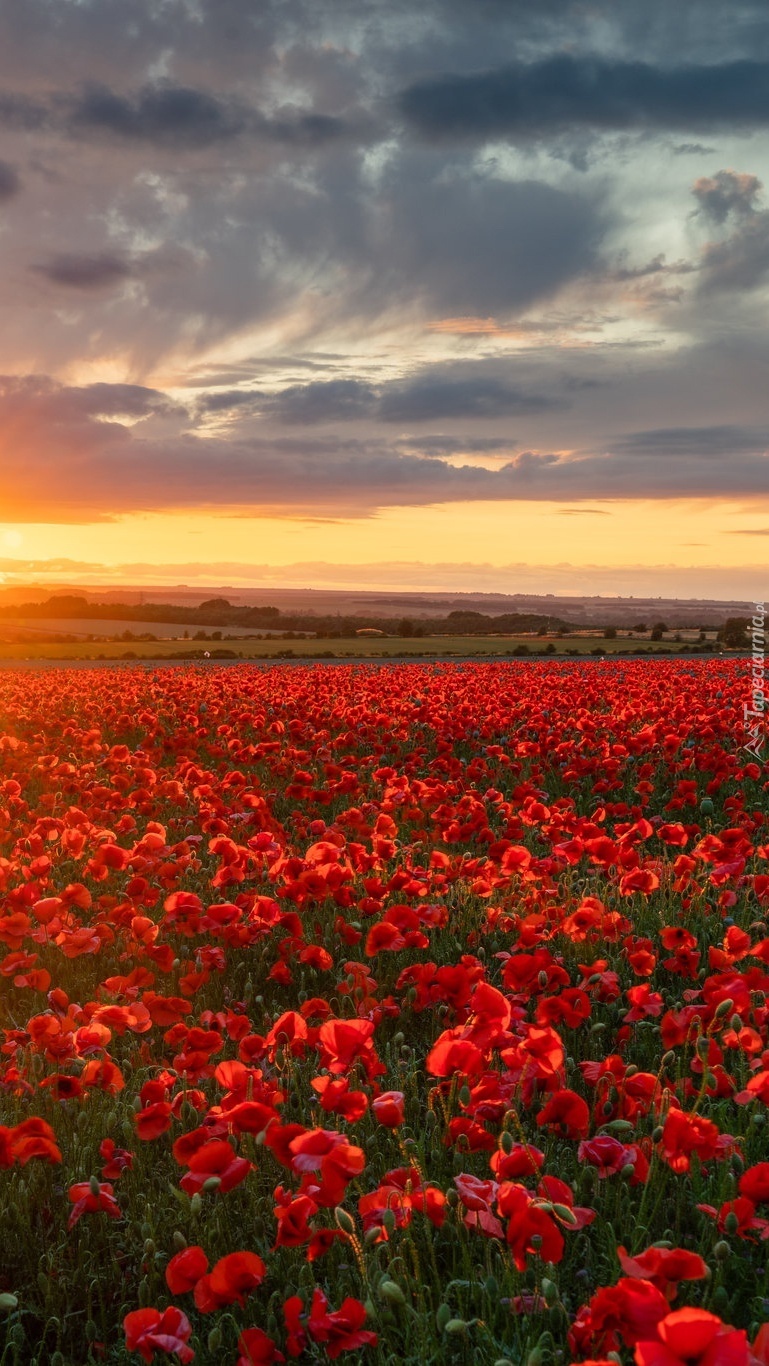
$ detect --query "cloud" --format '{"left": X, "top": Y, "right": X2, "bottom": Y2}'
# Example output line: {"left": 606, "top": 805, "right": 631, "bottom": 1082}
{"left": 377, "top": 372, "right": 564, "bottom": 422}
{"left": 692, "top": 169, "right": 763, "bottom": 223}
{"left": 0, "top": 160, "right": 20, "bottom": 201}
{"left": 66, "top": 81, "right": 357, "bottom": 150}
{"left": 698, "top": 214, "right": 769, "bottom": 293}
{"left": 0, "top": 91, "right": 47, "bottom": 131}
{"left": 255, "top": 379, "right": 379, "bottom": 423}
{"left": 399, "top": 57, "right": 769, "bottom": 141}
{"left": 375, "top": 159, "right": 607, "bottom": 313}
{"left": 3, "top": 373, "right": 769, "bottom": 522}
{"left": 615, "top": 424, "right": 769, "bottom": 455}
{"left": 672, "top": 142, "right": 716, "bottom": 155}
{"left": 31, "top": 250, "right": 136, "bottom": 289}
{"left": 201, "top": 370, "right": 566, "bottom": 424}
{"left": 67, "top": 81, "right": 250, "bottom": 147}
{"left": 0, "top": 553, "right": 764, "bottom": 601}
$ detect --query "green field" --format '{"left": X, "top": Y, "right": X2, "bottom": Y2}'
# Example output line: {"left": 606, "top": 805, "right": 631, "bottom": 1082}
{"left": 0, "top": 633, "right": 725, "bottom": 662}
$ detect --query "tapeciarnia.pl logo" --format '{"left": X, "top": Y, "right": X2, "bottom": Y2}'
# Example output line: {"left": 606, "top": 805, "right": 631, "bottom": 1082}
{"left": 743, "top": 601, "right": 766, "bottom": 759}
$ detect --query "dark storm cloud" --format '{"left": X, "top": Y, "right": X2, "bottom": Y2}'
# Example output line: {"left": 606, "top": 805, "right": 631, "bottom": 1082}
{"left": 31, "top": 250, "right": 136, "bottom": 289}
{"left": 399, "top": 57, "right": 769, "bottom": 142}
{"left": 0, "top": 374, "right": 185, "bottom": 422}
{"left": 396, "top": 434, "right": 517, "bottom": 454}
{"left": 377, "top": 373, "right": 564, "bottom": 422}
{"left": 68, "top": 82, "right": 249, "bottom": 147}
{"left": 614, "top": 424, "right": 769, "bottom": 455}
{"left": 200, "top": 371, "right": 565, "bottom": 424}
{"left": 377, "top": 166, "right": 605, "bottom": 313}
{"left": 66, "top": 81, "right": 356, "bottom": 150}
{"left": 257, "top": 379, "right": 379, "bottom": 423}
{"left": 0, "top": 79, "right": 360, "bottom": 153}
{"left": 0, "top": 160, "right": 20, "bottom": 200}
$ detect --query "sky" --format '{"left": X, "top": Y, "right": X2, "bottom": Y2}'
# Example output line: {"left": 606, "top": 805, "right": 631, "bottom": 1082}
{"left": 0, "top": 0, "right": 768, "bottom": 598}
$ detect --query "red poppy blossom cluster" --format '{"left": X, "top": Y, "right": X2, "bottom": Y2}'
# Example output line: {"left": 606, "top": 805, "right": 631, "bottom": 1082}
{"left": 0, "top": 659, "right": 766, "bottom": 1363}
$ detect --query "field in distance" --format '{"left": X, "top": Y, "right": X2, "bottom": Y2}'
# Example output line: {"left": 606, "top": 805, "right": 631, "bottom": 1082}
{"left": 0, "top": 630, "right": 726, "bottom": 662}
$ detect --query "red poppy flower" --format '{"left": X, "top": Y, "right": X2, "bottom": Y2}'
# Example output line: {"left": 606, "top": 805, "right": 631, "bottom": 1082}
{"left": 123, "top": 1306, "right": 194, "bottom": 1364}
{"left": 68, "top": 1180, "right": 121, "bottom": 1229}
{"left": 587, "top": 1278, "right": 669, "bottom": 1348}
{"left": 659, "top": 1109, "right": 720, "bottom": 1173}
{"left": 617, "top": 1245, "right": 708, "bottom": 1300}
{"left": 537, "top": 1089, "right": 590, "bottom": 1139}
{"left": 178, "top": 1139, "right": 252, "bottom": 1196}
{"left": 371, "top": 1091, "right": 405, "bottom": 1127}
{"left": 634, "top": 1307, "right": 748, "bottom": 1366}
{"left": 165, "top": 1245, "right": 208, "bottom": 1295}
{"left": 579, "top": 1134, "right": 636, "bottom": 1177}
{"left": 496, "top": 1182, "right": 565, "bottom": 1270}
{"left": 307, "top": 1288, "right": 378, "bottom": 1359}
{"left": 236, "top": 1327, "right": 285, "bottom": 1365}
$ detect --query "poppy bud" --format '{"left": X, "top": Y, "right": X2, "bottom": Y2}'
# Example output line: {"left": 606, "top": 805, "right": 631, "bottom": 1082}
{"left": 207, "top": 1327, "right": 223, "bottom": 1352}
{"left": 458, "top": 1085, "right": 471, "bottom": 1107}
{"left": 364, "top": 1227, "right": 381, "bottom": 1245}
{"left": 700, "top": 797, "right": 714, "bottom": 814}
{"left": 499, "top": 1131, "right": 514, "bottom": 1154}
{"left": 661, "top": 1050, "right": 676, "bottom": 1068}
{"left": 436, "top": 1305, "right": 452, "bottom": 1332}
{"left": 538, "top": 971, "right": 549, "bottom": 988}
{"left": 202, "top": 1176, "right": 221, "bottom": 1193}
{"left": 540, "top": 1278, "right": 558, "bottom": 1306}
{"left": 696, "top": 1036, "right": 711, "bottom": 1059}
{"left": 620, "top": 1163, "right": 636, "bottom": 1179}
{"left": 190, "top": 1193, "right": 203, "bottom": 1215}
{"left": 380, "top": 1280, "right": 406, "bottom": 1307}
{"left": 714, "top": 1240, "right": 731, "bottom": 1262}
{"left": 652, "top": 1125, "right": 664, "bottom": 1143}
{"left": 712, "top": 1287, "right": 730, "bottom": 1315}
{"left": 334, "top": 1206, "right": 356, "bottom": 1236}
{"left": 89, "top": 1175, "right": 101, "bottom": 1198}
{"left": 715, "top": 997, "right": 734, "bottom": 1017}
{"left": 0, "top": 1295, "right": 18, "bottom": 1312}
{"left": 444, "top": 1319, "right": 469, "bottom": 1336}
{"left": 553, "top": 1204, "right": 578, "bottom": 1226}
{"left": 724, "top": 1211, "right": 740, "bottom": 1234}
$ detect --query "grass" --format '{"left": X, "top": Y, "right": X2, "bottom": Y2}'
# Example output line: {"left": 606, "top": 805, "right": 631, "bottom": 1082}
{"left": 0, "top": 634, "right": 724, "bottom": 662}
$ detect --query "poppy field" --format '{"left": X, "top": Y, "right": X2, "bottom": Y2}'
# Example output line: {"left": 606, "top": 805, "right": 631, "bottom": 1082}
{"left": 0, "top": 658, "right": 768, "bottom": 1366}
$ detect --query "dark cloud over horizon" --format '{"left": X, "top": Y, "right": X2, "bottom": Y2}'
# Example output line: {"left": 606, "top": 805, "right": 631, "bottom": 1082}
{"left": 399, "top": 58, "right": 769, "bottom": 142}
